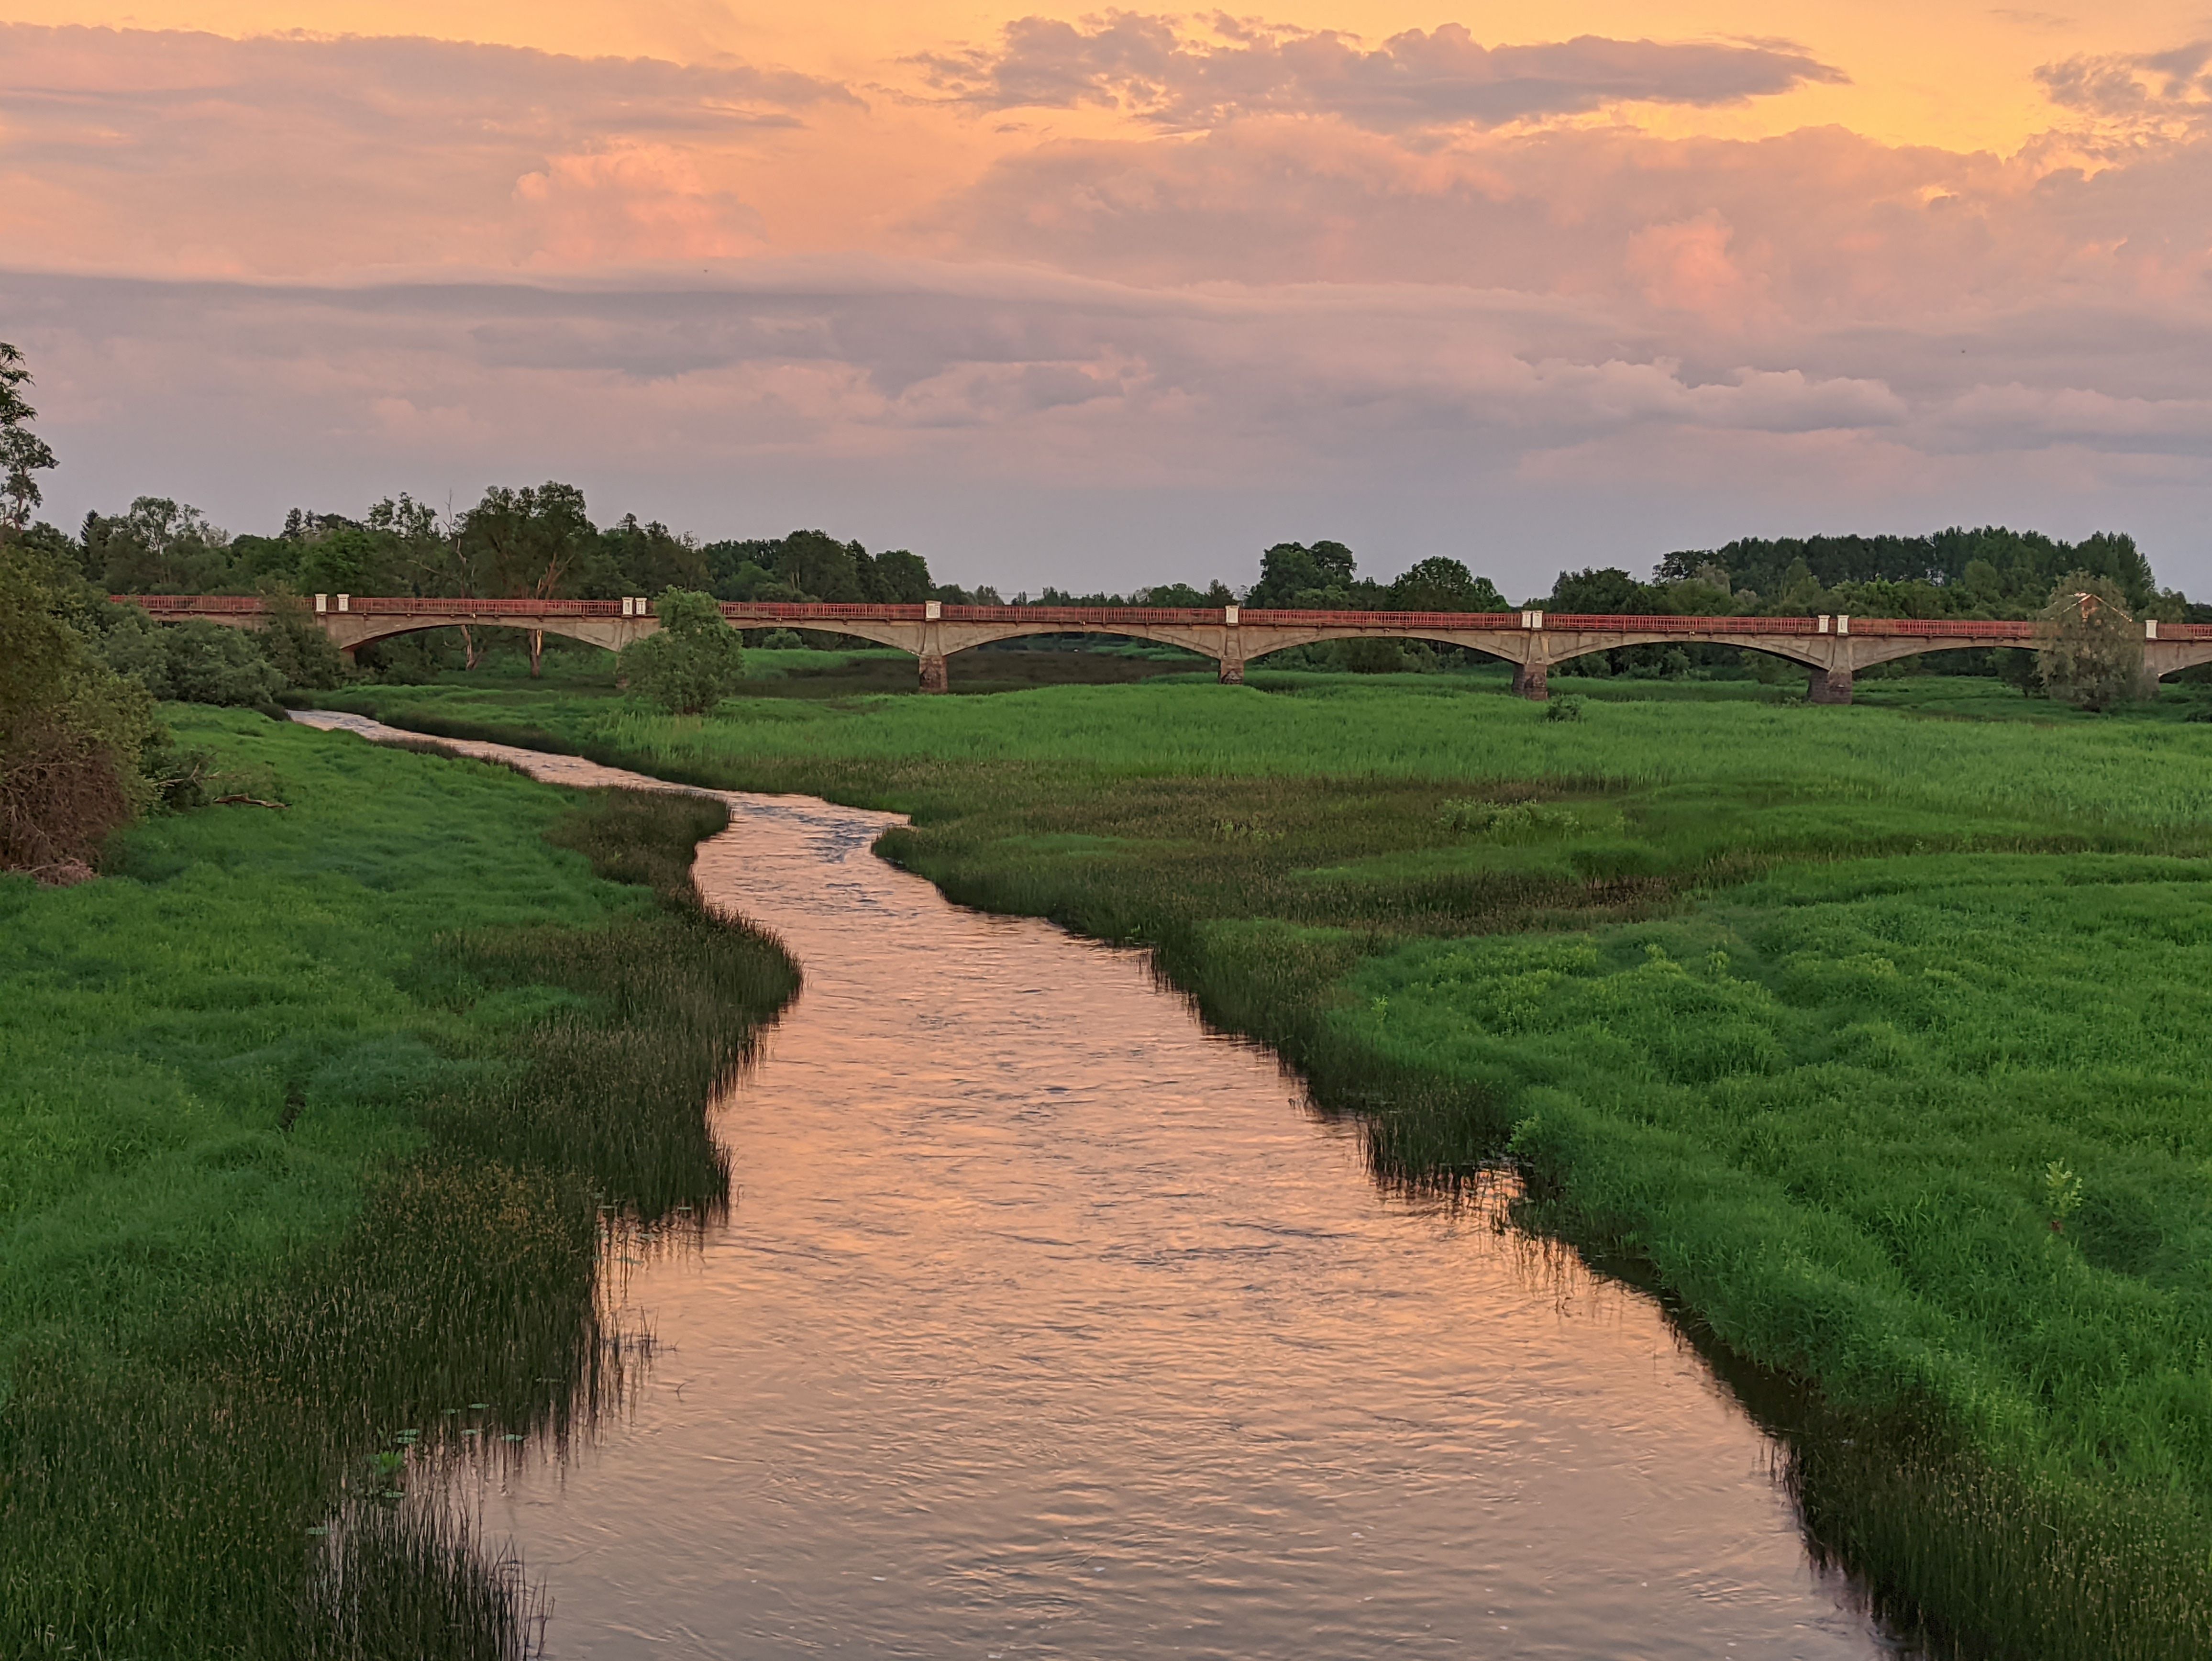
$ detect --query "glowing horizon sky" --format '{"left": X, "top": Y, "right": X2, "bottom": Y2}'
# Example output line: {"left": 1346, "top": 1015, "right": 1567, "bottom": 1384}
{"left": 4, "top": 2, "right": 2209, "bottom": 595}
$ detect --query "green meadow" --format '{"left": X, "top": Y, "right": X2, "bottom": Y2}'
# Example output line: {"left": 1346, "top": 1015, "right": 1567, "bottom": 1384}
{"left": 0, "top": 708, "right": 796, "bottom": 1658}
{"left": 313, "top": 657, "right": 2212, "bottom": 1658}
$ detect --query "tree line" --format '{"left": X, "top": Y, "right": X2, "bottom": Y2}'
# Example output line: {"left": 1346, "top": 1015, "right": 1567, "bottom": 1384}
{"left": 29, "top": 476, "right": 2189, "bottom": 631}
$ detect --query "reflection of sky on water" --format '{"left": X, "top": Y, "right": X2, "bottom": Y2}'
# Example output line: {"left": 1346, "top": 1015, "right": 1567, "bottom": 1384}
{"left": 298, "top": 710, "right": 1902, "bottom": 1661}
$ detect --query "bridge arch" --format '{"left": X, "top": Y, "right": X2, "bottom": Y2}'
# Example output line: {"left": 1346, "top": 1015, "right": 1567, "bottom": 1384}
{"left": 731, "top": 618, "right": 923, "bottom": 653}
{"left": 329, "top": 617, "right": 635, "bottom": 657}
{"left": 1239, "top": 627, "right": 1522, "bottom": 671}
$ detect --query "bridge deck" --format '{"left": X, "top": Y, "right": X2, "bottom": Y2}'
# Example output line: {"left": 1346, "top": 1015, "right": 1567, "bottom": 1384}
{"left": 118, "top": 595, "right": 2212, "bottom": 703}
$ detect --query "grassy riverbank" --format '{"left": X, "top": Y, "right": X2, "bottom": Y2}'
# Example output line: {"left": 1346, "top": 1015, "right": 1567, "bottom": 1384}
{"left": 0, "top": 708, "right": 796, "bottom": 1658}
{"left": 310, "top": 669, "right": 2212, "bottom": 1658}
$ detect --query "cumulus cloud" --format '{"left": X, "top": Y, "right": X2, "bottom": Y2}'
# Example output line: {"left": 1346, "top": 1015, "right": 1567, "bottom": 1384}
{"left": 0, "top": 24, "right": 852, "bottom": 269}
{"left": 917, "top": 14, "right": 1844, "bottom": 132}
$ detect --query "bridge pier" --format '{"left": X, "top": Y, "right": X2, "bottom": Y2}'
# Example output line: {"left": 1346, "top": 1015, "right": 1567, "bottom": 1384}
{"left": 919, "top": 652, "right": 950, "bottom": 693}
{"left": 1218, "top": 657, "right": 1245, "bottom": 684}
{"left": 1512, "top": 661, "right": 1549, "bottom": 701}
{"left": 1810, "top": 666, "right": 1854, "bottom": 704}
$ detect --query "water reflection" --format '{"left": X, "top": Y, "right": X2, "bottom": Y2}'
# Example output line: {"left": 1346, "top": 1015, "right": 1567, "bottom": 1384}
{"left": 297, "top": 712, "right": 1901, "bottom": 1660}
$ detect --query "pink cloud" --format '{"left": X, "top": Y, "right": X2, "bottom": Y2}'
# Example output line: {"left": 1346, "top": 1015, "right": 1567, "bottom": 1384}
{"left": 513, "top": 148, "right": 769, "bottom": 263}
{"left": 0, "top": 23, "right": 850, "bottom": 271}
{"left": 917, "top": 15, "right": 1844, "bottom": 131}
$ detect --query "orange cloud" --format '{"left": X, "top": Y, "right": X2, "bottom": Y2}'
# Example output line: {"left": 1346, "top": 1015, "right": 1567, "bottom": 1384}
{"left": 0, "top": 23, "right": 850, "bottom": 272}
{"left": 915, "top": 15, "right": 1845, "bottom": 130}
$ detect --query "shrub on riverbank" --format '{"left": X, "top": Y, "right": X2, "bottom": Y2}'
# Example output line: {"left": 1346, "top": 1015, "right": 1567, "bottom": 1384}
{"left": 0, "top": 539, "right": 159, "bottom": 877}
{"left": 0, "top": 710, "right": 797, "bottom": 1656}
{"left": 306, "top": 671, "right": 2212, "bottom": 1656}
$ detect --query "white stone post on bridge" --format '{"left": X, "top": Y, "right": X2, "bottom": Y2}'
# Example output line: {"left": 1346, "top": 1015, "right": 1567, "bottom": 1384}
{"left": 1511, "top": 610, "right": 1549, "bottom": 700}
{"left": 1217, "top": 606, "right": 1244, "bottom": 683}
{"left": 918, "top": 600, "right": 949, "bottom": 692}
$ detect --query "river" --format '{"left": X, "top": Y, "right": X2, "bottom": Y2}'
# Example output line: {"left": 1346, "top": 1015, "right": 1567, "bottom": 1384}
{"left": 299, "top": 712, "right": 1904, "bottom": 1661}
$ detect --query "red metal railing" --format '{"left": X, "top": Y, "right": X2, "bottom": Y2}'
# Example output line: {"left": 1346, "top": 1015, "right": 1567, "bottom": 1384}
{"left": 723, "top": 602, "right": 925, "bottom": 621}
{"left": 1534, "top": 613, "right": 1817, "bottom": 634}
{"left": 1238, "top": 609, "right": 1520, "bottom": 629}
{"left": 125, "top": 594, "right": 269, "bottom": 613}
{"left": 1851, "top": 617, "right": 2032, "bottom": 638}
{"left": 937, "top": 605, "right": 1226, "bottom": 626}
{"left": 351, "top": 596, "right": 627, "bottom": 616}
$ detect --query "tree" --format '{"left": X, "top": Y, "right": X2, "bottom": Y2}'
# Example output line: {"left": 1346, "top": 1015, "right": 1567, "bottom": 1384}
{"left": 869, "top": 548, "right": 935, "bottom": 603}
{"left": 617, "top": 589, "right": 747, "bottom": 714}
{"left": 1248, "top": 541, "right": 1360, "bottom": 608}
{"left": 455, "top": 483, "right": 598, "bottom": 674}
{"left": 1547, "top": 567, "right": 1664, "bottom": 614}
{"left": 1390, "top": 557, "right": 1508, "bottom": 612}
{"left": 365, "top": 494, "right": 455, "bottom": 595}
{"left": 84, "top": 498, "right": 233, "bottom": 594}
{"left": 0, "top": 343, "right": 58, "bottom": 535}
{"left": 456, "top": 483, "right": 596, "bottom": 601}
{"left": 2035, "top": 572, "right": 2152, "bottom": 710}
{"left": 1141, "top": 582, "right": 1215, "bottom": 607}
{"left": 772, "top": 530, "right": 872, "bottom": 601}
{"left": 601, "top": 514, "right": 708, "bottom": 596}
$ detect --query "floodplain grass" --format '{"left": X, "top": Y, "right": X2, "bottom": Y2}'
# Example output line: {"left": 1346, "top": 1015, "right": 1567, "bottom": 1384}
{"left": 0, "top": 708, "right": 797, "bottom": 1658}
{"left": 307, "top": 669, "right": 2212, "bottom": 1657}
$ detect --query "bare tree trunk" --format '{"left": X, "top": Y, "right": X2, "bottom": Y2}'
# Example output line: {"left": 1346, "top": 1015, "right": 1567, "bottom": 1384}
{"left": 461, "top": 624, "right": 479, "bottom": 670}
{"left": 529, "top": 629, "right": 544, "bottom": 678}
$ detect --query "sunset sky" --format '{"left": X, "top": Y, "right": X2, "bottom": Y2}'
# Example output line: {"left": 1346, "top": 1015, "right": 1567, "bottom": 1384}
{"left": 4, "top": 1, "right": 2209, "bottom": 594}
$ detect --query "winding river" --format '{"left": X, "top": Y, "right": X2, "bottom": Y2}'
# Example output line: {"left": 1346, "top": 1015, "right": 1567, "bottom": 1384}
{"left": 301, "top": 712, "right": 1904, "bottom": 1661}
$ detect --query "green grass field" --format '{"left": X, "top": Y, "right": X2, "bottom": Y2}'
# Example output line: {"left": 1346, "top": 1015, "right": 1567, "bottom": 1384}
{"left": 0, "top": 708, "right": 796, "bottom": 1658}
{"left": 307, "top": 663, "right": 2212, "bottom": 1658}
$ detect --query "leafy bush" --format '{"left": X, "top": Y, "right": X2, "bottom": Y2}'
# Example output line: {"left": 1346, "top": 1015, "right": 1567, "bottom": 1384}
{"left": 0, "top": 540, "right": 156, "bottom": 876}
{"left": 1547, "top": 694, "right": 1586, "bottom": 722}
{"left": 97, "top": 609, "right": 287, "bottom": 707}
{"left": 254, "top": 598, "right": 353, "bottom": 690}
{"left": 161, "top": 620, "right": 287, "bottom": 706}
{"left": 617, "top": 588, "right": 747, "bottom": 714}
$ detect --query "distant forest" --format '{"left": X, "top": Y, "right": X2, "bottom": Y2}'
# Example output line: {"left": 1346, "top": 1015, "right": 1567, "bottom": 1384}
{"left": 23, "top": 483, "right": 2191, "bottom": 631}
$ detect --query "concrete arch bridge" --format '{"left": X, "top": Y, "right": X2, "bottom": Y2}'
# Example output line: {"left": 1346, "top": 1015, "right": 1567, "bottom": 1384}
{"left": 122, "top": 595, "right": 2212, "bottom": 704}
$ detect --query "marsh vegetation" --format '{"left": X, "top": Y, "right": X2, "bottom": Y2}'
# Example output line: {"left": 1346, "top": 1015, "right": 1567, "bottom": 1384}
{"left": 308, "top": 664, "right": 2212, "bottom": 1658}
